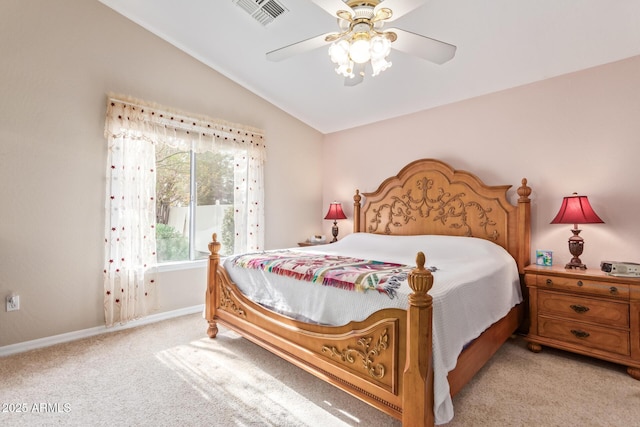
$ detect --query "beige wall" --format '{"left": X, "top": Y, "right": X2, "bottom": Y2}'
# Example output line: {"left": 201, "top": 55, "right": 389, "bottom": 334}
{"left": 0, "top": 0, "right": 323, "bottom": 346}
{"left": 323, "top": 56, "right": 640, "bottom": 270}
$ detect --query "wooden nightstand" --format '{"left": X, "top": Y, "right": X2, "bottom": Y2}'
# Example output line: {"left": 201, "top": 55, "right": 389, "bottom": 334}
{"left": 524, "top": 264, "right": 640, "bottom": 380}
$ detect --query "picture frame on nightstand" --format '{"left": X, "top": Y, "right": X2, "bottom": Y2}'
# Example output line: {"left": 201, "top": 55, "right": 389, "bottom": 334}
{"left": 536, "top": 250, "right": 553, "bottom": 266}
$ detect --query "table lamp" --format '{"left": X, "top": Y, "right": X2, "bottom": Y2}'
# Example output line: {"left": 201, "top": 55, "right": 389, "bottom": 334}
{"left": 550, "top": 193, "right": 604, "bottom": 269}
{"left": 324, "top": 201, "right": 347, "bottom": 243}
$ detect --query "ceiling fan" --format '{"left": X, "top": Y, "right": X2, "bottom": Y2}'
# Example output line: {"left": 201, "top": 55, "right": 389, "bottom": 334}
{"left": 266, "top": 0, "right": 456, "bottom": 86}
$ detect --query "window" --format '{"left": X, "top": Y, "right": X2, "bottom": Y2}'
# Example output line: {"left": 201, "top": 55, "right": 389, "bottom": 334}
{"left": 155, "top": 145, "right": 235, "bottom": 261}
{"left": 103, "top": 95, "right": 266, "bottom": 325}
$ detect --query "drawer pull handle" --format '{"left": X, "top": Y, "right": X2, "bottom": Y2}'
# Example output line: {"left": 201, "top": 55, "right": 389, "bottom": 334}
{"left": 546, "top": 279, "right": 553, "bottom": 286}
{"left": 610, "top": 286, "right": 618, "bottom": 294}
{"left": 570, "top": 329, "right": 590, "bottom": 339}
{"left": 570, "top": 304, "right": 590, "bottom": 314}
{"left": 576, "top": 280, "right": 583, "bottom": 287}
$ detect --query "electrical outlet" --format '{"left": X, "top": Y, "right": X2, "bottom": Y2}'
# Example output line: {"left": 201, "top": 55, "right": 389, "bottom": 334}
{"left": 6, "top": 294, "right": 19, "bottom": 312}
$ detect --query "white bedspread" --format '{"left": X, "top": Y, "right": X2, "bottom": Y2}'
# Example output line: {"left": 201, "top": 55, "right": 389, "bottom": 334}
{"left": 223, "top": 233, "right": 522, "bottom": 424}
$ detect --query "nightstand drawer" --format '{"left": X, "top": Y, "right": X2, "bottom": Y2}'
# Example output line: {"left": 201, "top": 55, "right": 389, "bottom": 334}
{"left": 538, "top": 317, "right": 630, "bottom": 356}
{"left": 536, "top": 275, "right": 629, "bottom": 300}
{"left": 538, "top": 291, "right": 629, "bottom": 328}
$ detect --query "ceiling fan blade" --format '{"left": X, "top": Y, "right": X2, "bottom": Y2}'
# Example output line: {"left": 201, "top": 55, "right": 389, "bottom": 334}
{"left": 311, "top": 0, "right": 354, "bottom": 18}
{"left": 389, "top": 28, "right": 456, "bottom": 64}
{"left": 344, "top": 63, "right": 365, "bottom": 87}
{"left": 375, "top": 0, "right": 426, "bottom": 22}
{"left": 266, "top": 33, "right": 333, "bottom": 62}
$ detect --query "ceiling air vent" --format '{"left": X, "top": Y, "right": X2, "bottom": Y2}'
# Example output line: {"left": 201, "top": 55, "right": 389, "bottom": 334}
{"left": 233, "top": 0, "right": 289, "bottom": 26}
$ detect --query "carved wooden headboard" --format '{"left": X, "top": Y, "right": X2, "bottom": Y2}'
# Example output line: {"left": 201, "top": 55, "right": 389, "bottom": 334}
{"left": 353, "top": 159, "right": 532, "bottom": 273}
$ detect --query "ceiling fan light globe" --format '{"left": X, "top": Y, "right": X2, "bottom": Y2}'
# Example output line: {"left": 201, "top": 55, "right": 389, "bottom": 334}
{"left": 370, "top": 35, "right": 391, "bottom": 59}
{"left": 333, "top": 56, "right": 354, "bottom": 78}
{"left": 328, "top": 40, "right": 350, "bottom": 64}
{"left": 349, "top": 38, "right": 371, "bottom": 63}
{"left": 335, "top": 62, "right": 354, "bottom": 78}
{"left": 371, "top": 57, "right": 391, "bottom": 76}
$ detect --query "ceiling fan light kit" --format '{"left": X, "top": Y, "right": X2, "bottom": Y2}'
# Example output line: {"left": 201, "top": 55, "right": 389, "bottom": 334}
{"left": 326, "top": 2, "right": 394, "bottom": 80}
{"left": 266, "top": 0, "right": 456, "bottom": 86}
{"left": 329, "top": 32, "right": 392, "bottom": 78}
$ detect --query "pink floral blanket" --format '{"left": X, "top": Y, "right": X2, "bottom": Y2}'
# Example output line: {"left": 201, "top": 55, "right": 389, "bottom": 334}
{"left": 231, "top": 250, "right": 410, "bottom": 298}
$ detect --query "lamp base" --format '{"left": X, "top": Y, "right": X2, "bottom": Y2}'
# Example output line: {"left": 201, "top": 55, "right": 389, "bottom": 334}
{"left": 565, "top": 260, "right": 587, "bottom": 270}
{"left": 565, "top": 228, "right": 587, "bottom": 270}
{"left": 330, "top": 221, "right": 339, "bottom": 243}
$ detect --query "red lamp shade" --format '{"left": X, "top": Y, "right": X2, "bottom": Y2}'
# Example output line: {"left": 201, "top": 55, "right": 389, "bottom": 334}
{"left": 550, "top": 194, "right": 604, "bottom": 225}
{"left": 324, "top": 202, "right": 347, "bottom": 220}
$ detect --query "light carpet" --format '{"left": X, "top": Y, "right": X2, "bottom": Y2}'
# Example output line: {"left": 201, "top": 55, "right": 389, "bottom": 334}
{"left": 0, "top": 313, "right": 638, "bottom": 426}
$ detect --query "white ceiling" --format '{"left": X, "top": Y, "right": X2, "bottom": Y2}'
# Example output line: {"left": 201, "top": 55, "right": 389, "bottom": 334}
{"left": 98, "top": 0, "right": 640, "bottom": 134}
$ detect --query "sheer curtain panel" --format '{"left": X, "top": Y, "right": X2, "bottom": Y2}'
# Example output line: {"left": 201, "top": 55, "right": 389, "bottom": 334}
{"left": 103, "top": 95, "right": 266, "bottom": 326}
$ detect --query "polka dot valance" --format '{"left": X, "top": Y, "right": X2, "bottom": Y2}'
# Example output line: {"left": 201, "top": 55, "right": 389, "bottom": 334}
{"left": 104, "top": 94, "right": 266, "bottom": 160}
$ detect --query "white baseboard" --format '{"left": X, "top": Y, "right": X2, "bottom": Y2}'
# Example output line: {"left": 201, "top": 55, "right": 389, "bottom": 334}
{"left": 0, "top": 305, "right": 204, "bottom": 357}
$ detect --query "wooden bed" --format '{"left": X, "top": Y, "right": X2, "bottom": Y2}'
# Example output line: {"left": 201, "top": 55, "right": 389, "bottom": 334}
{"left": 205, "top": 158, "right": 532, "bottom": 426}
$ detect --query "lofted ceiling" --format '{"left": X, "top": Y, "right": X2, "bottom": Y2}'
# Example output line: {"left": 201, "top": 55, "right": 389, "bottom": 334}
{"left": 98, "top": 0, "right": 640, "bottom": 134}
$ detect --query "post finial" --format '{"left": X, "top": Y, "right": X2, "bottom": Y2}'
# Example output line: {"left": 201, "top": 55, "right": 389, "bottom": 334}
{"left": 353, "top": 189, "right": 362, "bottom": 233}
{"left": 518, "top": 178, "right": 532, "bottom": 202}
{"left": 407, "top": 251, "right": 433, "bottom": 302}
{"left": 416, "top": 251, "right": 425, "bottom": 269}
{"left": 208, "top": 232, "right": 221, "bottom": 256}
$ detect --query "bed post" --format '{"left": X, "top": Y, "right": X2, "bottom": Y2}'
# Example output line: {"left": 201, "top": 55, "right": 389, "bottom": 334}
{"left": 516, "top": 178, "right": 532, "bottom": 273}
{"left": 206, "top": 233, "right": 221, "bottom": 338}
{"left": 403, "top": 252, "right": 435, "bottom": 427}
{"left": 353, "top": 189, "right": 362, "bottom": 233}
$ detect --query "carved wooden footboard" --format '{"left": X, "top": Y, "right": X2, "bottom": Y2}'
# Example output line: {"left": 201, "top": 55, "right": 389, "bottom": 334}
{"left": 206, "top": 235, "right": 435, "bottom": 423}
